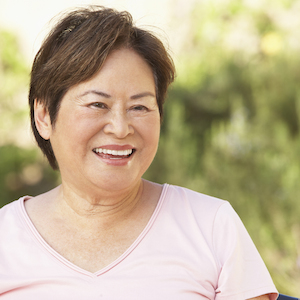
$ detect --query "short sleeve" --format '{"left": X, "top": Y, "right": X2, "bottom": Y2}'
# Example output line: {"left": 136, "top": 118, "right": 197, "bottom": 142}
{"left": 213, "top": 202, "right": 278, "bottom": 300}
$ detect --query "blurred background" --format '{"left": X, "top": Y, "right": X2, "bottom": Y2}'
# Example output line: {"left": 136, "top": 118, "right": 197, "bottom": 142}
{"left": 0, "top": 0, "right": 299, "bottom": 295}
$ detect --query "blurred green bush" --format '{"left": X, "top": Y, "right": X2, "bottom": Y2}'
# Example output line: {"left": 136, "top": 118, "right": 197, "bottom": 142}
{"left": 0, "top": 30, "right": 59, "bottom": 207}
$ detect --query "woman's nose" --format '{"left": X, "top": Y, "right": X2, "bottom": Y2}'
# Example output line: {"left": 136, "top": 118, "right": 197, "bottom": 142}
{"left": 103, "top": 110, "right": 134, "bottom": 138}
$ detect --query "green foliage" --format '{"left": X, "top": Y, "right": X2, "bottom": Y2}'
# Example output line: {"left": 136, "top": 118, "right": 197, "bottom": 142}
{"left": 145, "top": 0, "right": 300, "bottom": 295}
{"left": 0, "top": 30, "right": 59, "bottom": 207}
{"left": 0, "top": 144, "right": 59, "bottom": 207}
{"left": 0, "top": 30, "right": 29, "bottom": 144}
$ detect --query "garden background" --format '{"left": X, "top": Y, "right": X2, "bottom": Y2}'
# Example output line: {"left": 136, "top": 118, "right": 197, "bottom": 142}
{"left": 0, "top": 0, "right": 299, "bottom": 296}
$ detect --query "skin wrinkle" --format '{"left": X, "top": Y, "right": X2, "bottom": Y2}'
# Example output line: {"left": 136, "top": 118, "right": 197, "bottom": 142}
{"left": 57, "top": 178, "right": 144, "bottom": 222}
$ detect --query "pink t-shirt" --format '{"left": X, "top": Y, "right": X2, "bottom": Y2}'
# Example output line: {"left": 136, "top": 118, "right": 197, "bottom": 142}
{"left": 0, "top": 184, "right": 278, "bottom": 299}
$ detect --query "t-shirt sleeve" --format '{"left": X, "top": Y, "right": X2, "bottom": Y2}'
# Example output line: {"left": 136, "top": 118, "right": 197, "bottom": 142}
{"left": 212, "top": 202, "right": 278, "bottom": 300}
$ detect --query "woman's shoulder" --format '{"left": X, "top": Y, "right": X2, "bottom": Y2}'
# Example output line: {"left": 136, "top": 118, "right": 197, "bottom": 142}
{"left": 159, "top": 184, "right": 236, "bottom": 229}
{"left": 0, "top": 197, "right": 25, "bottom": 215}
{"left": 0, "top": 196, "right": 31, "bottom": 235}
{"left": 163, "top": 184, "right": 230, "bottom": 211}
{"left": 0, "top": 196, "right": 31, "bottom": 220}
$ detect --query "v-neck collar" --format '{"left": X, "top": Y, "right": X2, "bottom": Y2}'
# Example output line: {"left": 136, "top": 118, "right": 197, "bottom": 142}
{"left": 17, "top": 184, "right": 169, "bottom": 278}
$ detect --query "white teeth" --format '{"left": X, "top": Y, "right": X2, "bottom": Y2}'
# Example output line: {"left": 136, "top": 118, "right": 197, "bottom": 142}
{"left": 94, "top": 148, "right": 133, "bottom": 156}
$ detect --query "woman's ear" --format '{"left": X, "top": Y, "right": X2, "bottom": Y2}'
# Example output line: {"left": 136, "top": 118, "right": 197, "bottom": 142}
{"left": 34, "top": 99, "right": 52, "bottom": 140}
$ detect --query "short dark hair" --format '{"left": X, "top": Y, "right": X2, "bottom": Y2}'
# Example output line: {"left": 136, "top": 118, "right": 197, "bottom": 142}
{"left": 29, "top": 5, "right": 175, "bottom": 169}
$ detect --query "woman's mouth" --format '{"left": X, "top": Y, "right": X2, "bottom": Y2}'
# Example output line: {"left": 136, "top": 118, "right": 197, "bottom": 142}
{"left": 93, "top": 148, "right": 135, "bottom": 159}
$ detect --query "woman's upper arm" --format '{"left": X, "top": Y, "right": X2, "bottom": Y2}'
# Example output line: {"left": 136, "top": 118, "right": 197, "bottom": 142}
{"left": 213, "top": 203, "right": 278, "bottom": 299}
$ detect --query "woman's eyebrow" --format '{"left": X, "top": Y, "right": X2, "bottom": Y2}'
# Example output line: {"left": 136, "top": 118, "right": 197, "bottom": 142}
{"left": 130, "top": 92, "right": 156, "bottom": 100}
{"left": 80, "top": 90, "right": 156, "bottom": 100}
{"left": 80, "top": 90, "right": 111, "bottom": 98}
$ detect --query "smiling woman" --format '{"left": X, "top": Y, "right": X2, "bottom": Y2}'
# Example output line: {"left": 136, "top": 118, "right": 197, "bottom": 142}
{"left": 35, "top": 48, "right": 160, "bottom": 194}
{"left": 0, "top": 5, "right": 278, "bottom": 300}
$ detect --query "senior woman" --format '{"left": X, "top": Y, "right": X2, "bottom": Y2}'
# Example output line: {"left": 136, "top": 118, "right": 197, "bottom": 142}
{"left": 0, "top": 6, "right": 277, "bottom": 300}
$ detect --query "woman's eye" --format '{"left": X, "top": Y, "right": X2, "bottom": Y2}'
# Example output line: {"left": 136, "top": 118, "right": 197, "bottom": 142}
{"left": 90, "top": 102, "right": 107, "bottom": 109}
{"left": 132, "top": 105, "right": 148, "bottom": 111}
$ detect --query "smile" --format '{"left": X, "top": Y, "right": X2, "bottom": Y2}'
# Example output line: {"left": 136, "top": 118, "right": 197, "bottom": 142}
{"left": 93, "top": 148, "right": 135, "bottom": 159}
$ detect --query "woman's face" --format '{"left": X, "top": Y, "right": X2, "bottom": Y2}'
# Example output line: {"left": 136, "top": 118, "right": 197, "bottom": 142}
{"left": 40, "top": 48, "right": 160, "bottom": 195}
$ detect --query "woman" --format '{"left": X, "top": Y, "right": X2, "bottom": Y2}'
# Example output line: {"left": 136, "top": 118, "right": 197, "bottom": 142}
{"left": 0, "top": 6, "right": 278, "bottom": 299}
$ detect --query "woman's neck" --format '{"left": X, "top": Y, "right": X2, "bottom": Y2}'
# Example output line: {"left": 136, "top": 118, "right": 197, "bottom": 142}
{"left": 52, "top": 179, "right": 145, "bottom": 230}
